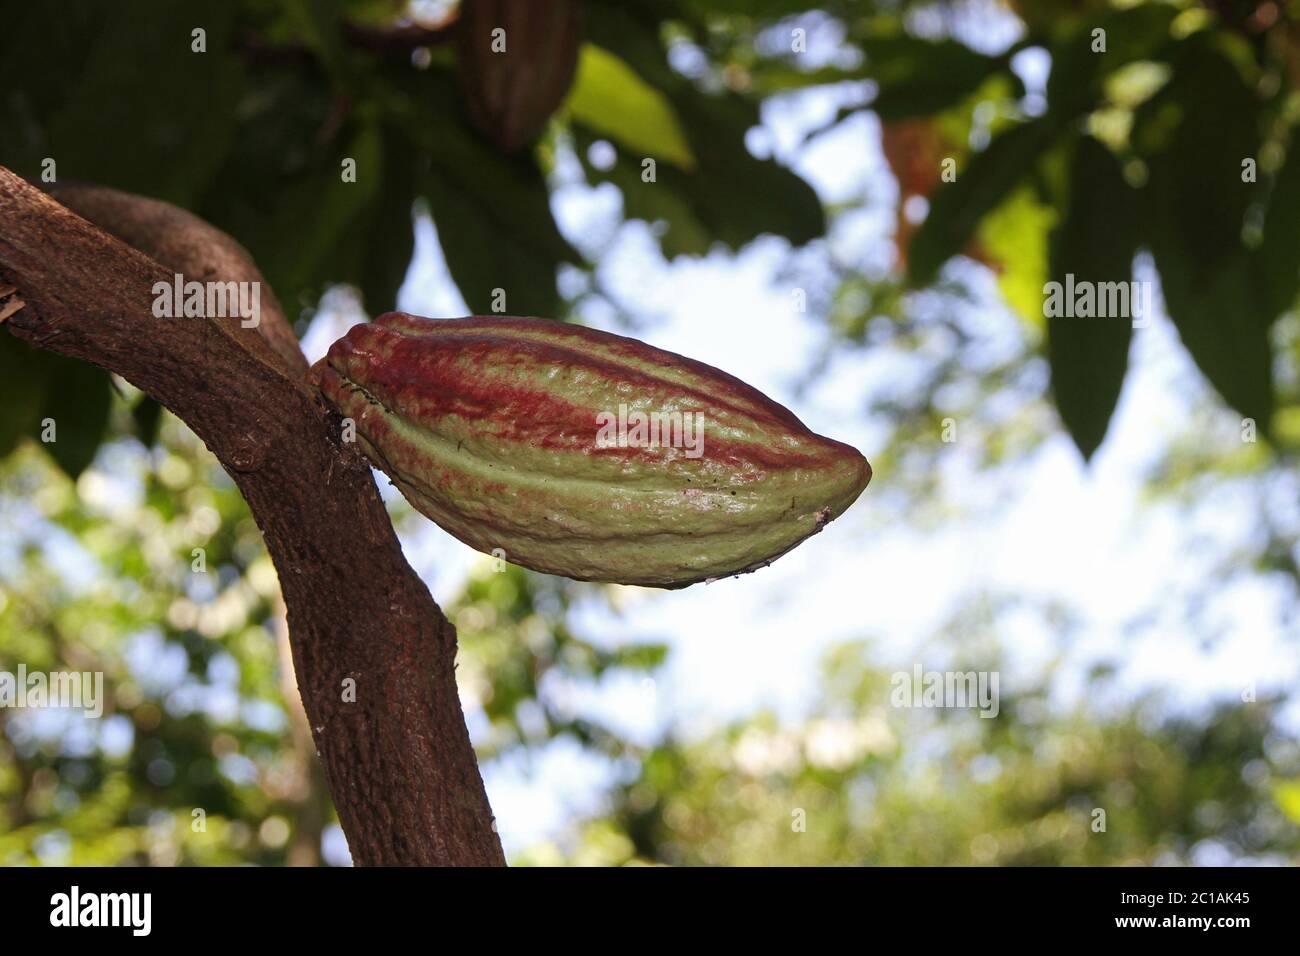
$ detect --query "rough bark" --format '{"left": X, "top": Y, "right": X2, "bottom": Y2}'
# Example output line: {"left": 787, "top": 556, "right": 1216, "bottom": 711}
{"left": 0, "top": 167, "right": 504, "bottom": 866}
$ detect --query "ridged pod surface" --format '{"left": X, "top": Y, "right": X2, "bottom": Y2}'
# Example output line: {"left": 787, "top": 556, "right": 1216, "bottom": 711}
{"left": 313, "top": 314, "right": 872, "bottom": 588}
{"left": 455, "top": 0, "right": 582, "bottom": 152}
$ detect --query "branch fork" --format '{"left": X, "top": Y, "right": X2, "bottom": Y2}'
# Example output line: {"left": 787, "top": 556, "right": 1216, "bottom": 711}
{"left": 0, "top": 167, "right": 503, "bottom": 866}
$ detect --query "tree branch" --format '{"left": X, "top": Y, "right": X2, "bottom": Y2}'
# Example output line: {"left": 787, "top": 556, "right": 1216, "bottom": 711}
{"left": 46, "top": 182, "right": 308, "bottom": 375}
{"left": 0, "top": 167, "right": 504, "bottom": 866}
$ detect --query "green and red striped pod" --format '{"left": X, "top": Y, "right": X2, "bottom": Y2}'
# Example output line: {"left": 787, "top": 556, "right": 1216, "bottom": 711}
{"left": 312, "top": 313, "right": 872, "bottom": 588}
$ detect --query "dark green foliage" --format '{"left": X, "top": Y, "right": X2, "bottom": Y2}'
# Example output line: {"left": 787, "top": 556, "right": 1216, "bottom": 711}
{"left": 1135, "top": 38, "right": 1274, "bottom": 431}
{"left": 0, "top": 0, "right": 826, "bottom": 468}
{"left": 1047, "top": 136, "right": 1137, "bottom": 459}
{"left": 861, "top": 33, "right": 1015, "bottom": 121}
{"left": 907, "top": 118, "right": 1058, "bottom": 287}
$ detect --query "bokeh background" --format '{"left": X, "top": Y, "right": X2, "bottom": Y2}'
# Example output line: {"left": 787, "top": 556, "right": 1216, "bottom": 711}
{"left": 3, "top": 0, "right": 1300, "bottom": 865}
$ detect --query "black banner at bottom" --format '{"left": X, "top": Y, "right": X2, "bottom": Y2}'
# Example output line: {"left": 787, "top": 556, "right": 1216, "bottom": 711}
{"left": 0, "top": 865, "right": 1281, "bottom": 940}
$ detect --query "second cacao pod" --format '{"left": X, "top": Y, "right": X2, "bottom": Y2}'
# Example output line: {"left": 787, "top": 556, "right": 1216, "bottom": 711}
{"left": 455, "top": 0, "right": 583, "bottom": 152}
{"left": 313, "top": 313, "right": 872, "bottom": 588}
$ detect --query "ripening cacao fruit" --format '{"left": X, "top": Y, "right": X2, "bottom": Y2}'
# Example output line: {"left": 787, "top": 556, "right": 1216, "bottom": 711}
{"left": 312, "top": 313, "right": 872, "bottom": 588}
{"left": 455, "top": 0, "right": 582, "bottom": 152}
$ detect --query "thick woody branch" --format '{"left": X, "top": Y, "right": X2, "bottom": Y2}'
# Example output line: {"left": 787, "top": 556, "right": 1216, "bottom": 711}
{"left": 47, "top": 182, "right": 308, "bottom": 375}
{"left": 0, "top": 167, "right": 504, "bottom": 866}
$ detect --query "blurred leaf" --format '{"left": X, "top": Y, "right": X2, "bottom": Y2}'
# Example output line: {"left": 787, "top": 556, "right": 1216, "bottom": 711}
{"left": 357, "top": 126, "right": 418, "bottom": 315}
{"left": 1257, "top": 125, "right": 1300, "bottom": 320}
{"left": 0, "top": 337, "right": 48, "bottom": 458}
{"left": 582, "top": 0, "right": 678, "bottom": 89}
{"left": 1274, "top": 780, "right": 1300, "bottom": 826}
{"left": 1045, "top": 3, "right": 1178, "bottom": 121}
{"left": 608, "top": 642, "right": 669, "bottom": 670}
{"left": 676, "top": 0, "right": 849, "bottom": 17}
{"left": 237, "top": 121, "right": 384, "bottom": 313}
{"left": 861, "top": 33, "right": 1013, "bottom": 120}
{"left": 578, "top": 89, "right": 824, "bottom": 254}
{"left": 567, "top": 45, "right": 696, "bottom": 170}
{"left": 132, "top": 396, "right": 165, "bottom": 448}
{"left": 42, "top": 0, "right": 245, "bottom": 207}
{"left": 282, "top": 0, "right": 351, "bottom": 83}
{"left": 203, "top": 69, "right": 336, "bottom": 197}
{"left": 583, "top": 1, "right": 825, "bottom": 249}
{"left": 35, "top": 355, "right": 112, "bottom": 480}
{"left": 575, "top": 128, "right": 711, "bottom": 257}
{"left": 748, "top": 64, "right": 872, "bottom": 94}
{"left": 0, "top": 2, "right": 108, "bottom": 173}
{"left": 908, "top": 118, "right": 1058, "bottom": 286}
{"left": 979, "top": 185, "right": 1057, "bottom": 328}
{"left": 1047, "top": 136, "right": 1138, "bottom": 460}
{"left": 422, "top": 160, "right": 568, "bottom": 317}
{"left": 198, "top": 68, "right": 337, "bottom": 308}
{"left": 382, "top": 69, "right": 579, "bottom": 316}
{"left": 665, "top": 89, "right": 826, "bottom": 247}
{"left": 1137, "top": 39, "right": 1273, "bottom": 427}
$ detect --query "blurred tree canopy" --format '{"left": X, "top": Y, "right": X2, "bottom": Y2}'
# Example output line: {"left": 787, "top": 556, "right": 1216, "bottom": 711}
{"left": 3, "top": 0, "right": 1300, "bottom": 864}
{"left": 526, "top": 641, "right": 1300, "bottom": 866}
{"left": 5, "top": 0, "right": 1300, "bottom": 466}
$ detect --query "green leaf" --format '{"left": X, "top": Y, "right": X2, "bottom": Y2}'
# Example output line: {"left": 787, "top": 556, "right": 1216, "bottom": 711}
{"left": 1045, "top": 4, "right": 1178, "bottom": 122}
{"left": 0, "top": 2, "right": 108, "bottom": 175}
{"left": 381, "top": 70, "right": 579, "bottom": 317}
{"left": 1137, "top": 39, "right": 1273, "bottom": 428}
{"left": 35, "top": 355, "right": 112, "bottom": 480}
{"left": 282, "top": 0, "right": 351, "bottom": 83}
{"left": 908, "top": 118, "right": 1058, "bottom": 286}
{"left": 1274, "top": 780, "right": 1300, "bottom": 826}
{"left": 979, "top": 185, "right": 1057, "bottom": 328}
{"left": 42, "top": 0, "right": 245, "bottom": 207}
{"left": 132, "top": 397, "right": 165, "bottom": 448}
{"left": 582, "top": 0, "right": 825, "bottom": 249}
{"left": 422, "top": 159, "right": 569, "bottom": 317}
{"left": 663, "top": 89, "right": 826, "bottom": 248}
{"left": 358, "top": 127, "right": 419, "bottom": 315}
{"left": 606, "top": 642, "right": 670, "bottom": 672}
{"left": 582, "top": 0, "right": 678, "bottom": 89}
{"left": 748, "top": 64, "right": 873, "bottom": 94}
{"left": 567, "top": 45, "right": 696, "bottom": 170}
{"left": 579, "top": 86, "right": 827, "bottom": 253}
{"left": 0, "top": 337, "right": 49, "bottom": 458}
{"left": 1047, "top": 136, "right": 1138, "bottom": 460}
{"left": 1257, "top": 125, "right": 1300, "bottom": 320}
{"left": 860, "top": 34, "right": 1013, "bottom": 120}
{"left": 575, "top": 128, "right": 712, "bottom": 258}
{"left": 232, "top": 121, "right": 385, "bottom": 313}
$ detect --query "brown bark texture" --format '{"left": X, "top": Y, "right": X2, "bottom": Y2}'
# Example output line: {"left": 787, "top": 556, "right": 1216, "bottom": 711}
{"left": 0, "top": 167, "right": 505, "bottom": 866}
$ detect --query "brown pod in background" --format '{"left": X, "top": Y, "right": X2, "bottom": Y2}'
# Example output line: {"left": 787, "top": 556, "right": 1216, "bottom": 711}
{"left": 455, "top": 0, "right": 583, "bottom": 152}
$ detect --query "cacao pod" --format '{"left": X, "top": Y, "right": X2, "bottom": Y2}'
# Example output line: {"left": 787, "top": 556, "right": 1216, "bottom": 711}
{"left": 312, "top": 313, "right": 872, "bottom": 588}
{"left": 455, "top": 0, "right": 582, "bottom": 152}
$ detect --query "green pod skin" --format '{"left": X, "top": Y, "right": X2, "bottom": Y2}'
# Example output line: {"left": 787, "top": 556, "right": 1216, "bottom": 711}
{"left": 312, "top": 314, "right": 872, "bottom": 588}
